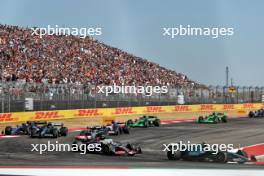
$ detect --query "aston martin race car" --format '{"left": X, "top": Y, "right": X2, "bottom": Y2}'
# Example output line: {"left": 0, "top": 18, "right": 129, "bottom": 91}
{"left": 197, "top": 112, "right": 227, "bottom": 123}
{"left": 126, "top": 115, "right": 160, "bottom": 128}
{"left": 30, "top": 122, "right": 68, "bottom": 138}
{"left": 167, "top": 142, "right": 251, "bottom": 164}
{"left": 4, "top": 123, "right": 30, "bottom": 135}
{"left": 248, "top": 109, "right": 264, "bottom": 118}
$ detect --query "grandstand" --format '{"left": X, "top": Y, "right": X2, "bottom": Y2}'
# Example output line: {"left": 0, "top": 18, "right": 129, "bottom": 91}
{"left": 0, "top": 24, "right": 262, "bottom": 113}
{"left": 0, "top": 24, "right": 200, "bottom": 87}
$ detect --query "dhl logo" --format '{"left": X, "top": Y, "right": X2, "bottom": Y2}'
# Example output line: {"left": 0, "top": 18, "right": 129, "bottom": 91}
{"left": 200, "top": 104, "right": 215, "bottom": 111}
{"left": 0, "top": 113, "right": 15, "bottom": 122}
{"left": 112, "top": 107, "right": 136, "bottom": 115}
{"left": 33, "top": 111, "right": 63, "bottom": 120}
{"left": 144, "top": 106, "right": 165, "bottom": 113}
{"left": 75, "top": 109, "right": 103, "bottom": 117}
{"left": 223, "top": 104, "right": 235, "bottom": 110}
{"left": 243, "top": 103, "right": 255, "bottom": 109}
{"left": 260, "top": 103, "right": 264, "bottom": 109}
{"left": 173, "top": 105, "right": 191, "bottom": 112}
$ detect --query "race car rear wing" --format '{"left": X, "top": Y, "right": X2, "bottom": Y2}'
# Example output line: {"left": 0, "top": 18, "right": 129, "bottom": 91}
{"left": 27, "top": 121, "right": 47, "bottom": 125}
{"left": 51, "top": 122, "right": 64, "bottom": 126}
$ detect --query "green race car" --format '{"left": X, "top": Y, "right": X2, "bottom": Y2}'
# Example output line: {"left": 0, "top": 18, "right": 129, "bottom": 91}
{"left": 197, "top": 112, "right": 227, "bottom": 124}
{"left": 126, "top": 116, "right": 161, "bottom": 128}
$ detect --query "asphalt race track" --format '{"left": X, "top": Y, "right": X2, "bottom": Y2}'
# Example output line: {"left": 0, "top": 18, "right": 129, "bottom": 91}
{"left": 0, "top": 117, "right": 264, "bottom": 169}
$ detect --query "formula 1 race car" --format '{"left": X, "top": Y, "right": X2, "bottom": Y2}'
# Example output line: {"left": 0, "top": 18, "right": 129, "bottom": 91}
{"left": 30, "top": 122, "right": 68, "bottom": 138}
{"left": 4, "top": 123, "right": 30, "bottom": 135}
{"left": 90, "top": 126, "right": 108, "bottom": 136}
{"left": 248, "top": 109, "right": 264, "bottom": 118}
{"left": 100, "top": 139, "right": 142, "bottom": 156}
{"left": 3, "top": 121, "right": 47, "bottom": 135}
{"left": 88, "top": 123, "right": 129, "bottom": 136}
{"left": 73, "top": 129, "right": 106, "bottom": 143}
{"left": 197, "top": 112, "right": 227, "bottom": 123}
{"left": 73, "top": 137, "right": 142, "bottom": 156}
{"left": 105, "top": 121, "right": 130, "bottom": 135}
{"left": 167, "top": 142, "right": 251, "bottom": 164}
{"left": 126, "top": 115, "right": 160, "bottom": 128}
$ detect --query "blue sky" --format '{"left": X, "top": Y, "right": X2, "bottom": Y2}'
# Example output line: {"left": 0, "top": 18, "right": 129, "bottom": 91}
{"left": 0, "top": 0, "right": 263, "bottom": 86}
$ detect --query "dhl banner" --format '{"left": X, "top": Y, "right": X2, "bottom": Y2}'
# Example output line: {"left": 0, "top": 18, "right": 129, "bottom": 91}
{"left": 0, "top": 103, "right": 263, "bottom": 123}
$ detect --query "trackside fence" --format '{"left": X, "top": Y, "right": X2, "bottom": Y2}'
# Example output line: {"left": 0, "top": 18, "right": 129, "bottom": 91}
{"left": 0, "top": 82, "right": 263, "bottom": 112}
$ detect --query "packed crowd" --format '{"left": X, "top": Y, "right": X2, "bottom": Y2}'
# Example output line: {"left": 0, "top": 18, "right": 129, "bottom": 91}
{"left": 0, "top": 24, "right": 201, "bottom": 88}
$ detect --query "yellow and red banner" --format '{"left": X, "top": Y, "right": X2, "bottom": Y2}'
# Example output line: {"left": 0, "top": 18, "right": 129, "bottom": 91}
{"left": 0, "top": 103, "right": 263, "bottom": 123}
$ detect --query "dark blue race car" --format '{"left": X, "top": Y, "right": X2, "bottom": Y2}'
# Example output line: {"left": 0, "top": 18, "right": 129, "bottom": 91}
{"left": 3, "top": 121, "right": 49, "bottom": 135}
{"left": 4, "top": 123, "right": 31, "bottom": 135}
{"left": 30, "top": 122, "right": 68, "bottom": 138}
{"left": 248, "top": 109, "right": 264, "bottom": 118}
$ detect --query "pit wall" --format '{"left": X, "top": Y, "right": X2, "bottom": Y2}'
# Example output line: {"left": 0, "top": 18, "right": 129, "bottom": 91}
{"left": 0, "top": 103, "right": 263, "bottom": 124}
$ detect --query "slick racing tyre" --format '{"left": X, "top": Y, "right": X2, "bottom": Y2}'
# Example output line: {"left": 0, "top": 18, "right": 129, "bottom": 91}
{"left": 136, "top": 146, "right": 142, "bottom": 154}
{"left": 198, "top": 116, "right": 204, "bottom": 123}
{"left": 167, "top": 149, "right": 182, "bottom": 160}
{"left": 25, "top": 127, "right": 30, "bottom": 135}
{"left": 52, "top": 129, "right": 59, "bottom": 138}
{"left": 30, "top": 128, "right": 38, "bottom": 138}
{"left": 60, "top": 127, "right": 68, "bottom": 136}
{"left": 4, "top": 126, "right": 12, "bottom": 135}
{"left": 118, "top": 127, "right": 123, "bottom": 135}
{"left": 153, "top": 119, "right": 160, "bottom": 127}
{"left": 126, "top": 120, "right": 134, "bottom": 126}
{"left": 214, "top": 118, "right": 220, "bottom": 124}
{"left": 123, "top": 126, "right": 130, "bottom": 134}
{"left": 114, "top": 129, "right": 119, "bottom": 136}
{"left": 221, "top": 116, "right": 227, "bottom": 123}
{"left": 126, "top": 143, "right": 134, "bottom": 150}
{"left": 167, "top": 144, "right": 182, "bottom": 160}
{"left": 214, "top": 152, "right": 228, "bottom": 163}
{"left": 122, "top": 126, "right": 130, "bottom": 134}
{"left": 144, "top": 121, "right": 149, "bottom": 128}
{"left": 248, "top": 111, "right": 255, "bottom": 118}
{"left": 102, "top": 144, "right": 113, "bottom": 155}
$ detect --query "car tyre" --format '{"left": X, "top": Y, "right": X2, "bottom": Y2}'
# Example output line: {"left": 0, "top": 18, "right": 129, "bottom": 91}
{"left": 144, "top": 121, "right": 149, "bottom": 128}
{"left": 102, "top": 144, "right": 112, "bottom": 155}
{"left": 221, "top": 116, "right": 227, "bottom": 123}
{"left": 214, "top": 152, "right": 227, "bottom": 163}
{"left": 153, "top": 119, "right": 160, "bottom": 127}
{"left": 198, "top": 116, "right": 203, "bottom": 123}
{"left": 123, "top": 126, "right": 130, "bottom": 134}
{"left": 52, "top": 129, "right": 59, "bottom": 138}
{"left": 167, "top": 149, "right": 182, "bottom": 160}
{"left": 4, "top": 126, "right": 12, "bottom": 135}
{"left": 60, "top": 127, "right": 68, "bottom": 136}
{"left": 30, "top": 128, "right": 39, "bottom": 138}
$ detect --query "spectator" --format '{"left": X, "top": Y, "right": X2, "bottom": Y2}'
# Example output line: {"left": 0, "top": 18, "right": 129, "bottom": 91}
{"left": 0, "top": 24, "right": 200, "bottom": 88}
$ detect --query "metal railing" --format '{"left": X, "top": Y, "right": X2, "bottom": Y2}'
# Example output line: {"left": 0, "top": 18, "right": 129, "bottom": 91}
{"left": 0, "top": 82, "right": 263, "bottom": 113}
